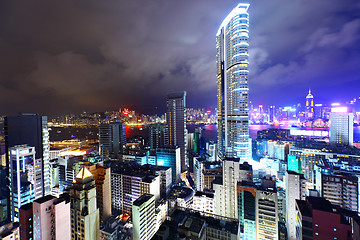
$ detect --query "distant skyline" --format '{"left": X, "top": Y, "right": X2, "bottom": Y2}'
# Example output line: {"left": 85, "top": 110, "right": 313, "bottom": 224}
{"left": 0, "top": 0, "right": 359, "bottom": 116}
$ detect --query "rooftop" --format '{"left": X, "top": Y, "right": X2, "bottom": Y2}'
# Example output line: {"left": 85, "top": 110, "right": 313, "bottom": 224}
{"left": 133, "top": 194, "right": 154, "bottom": 207}
{"left": 75, "top": 166, "right": 94, "bottom": 183}
{"left": 34, "top": 195, "right": 55, "bottom": 204}
{"left": 106, "top": 161, "right": 170, "bottom": 180}
{"left": 194, "top": 190, "right": 215, "bottom": 198}
{"left": 240, "top": 161, "right": 252, "bottom": 171}
{"left": 169, "top": 186, "right": 194, "bottom": 200}
{"left": 167, "top": 91, "right": 186, "bottom": 99}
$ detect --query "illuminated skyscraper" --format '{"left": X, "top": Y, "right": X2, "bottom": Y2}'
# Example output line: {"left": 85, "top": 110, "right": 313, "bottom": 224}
{"left": 4, "top": 114, "right": 50, "bottom": 222}
{"left": 68, "top": 167, "right": 100, "bottom": 240}
{"left": 99, "top": 122, "right": 126, "bottom": 159}
{"left": 305, "top": 90, "right": 314, "bottom": 119}
{"left": 166, "top": 92, "right": 186, "bottom": 171}
{"left": 9, "top": 145, "right": 36, "bottom": 222}
{"left": 330, "top": 107, "right": 354, "bottom": 146}
{"left": 216, "top": 3, "right": 251, "bottom": 161}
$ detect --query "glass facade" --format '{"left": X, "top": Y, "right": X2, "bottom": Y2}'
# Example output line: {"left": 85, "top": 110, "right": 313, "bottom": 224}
{"left": 166, "top": 92, "right": 186, "bottom": 172}
{"left": 238, "top": 190, "right": 256, "bottom": 240}
{"left": 156, "top": 147, "right": 180, "bottom": 184}
{"left": 217, "top": 4, "right": 251, "bottom": 161}
{"left": 9, "top": 146, "right": 36, "bottom": 222}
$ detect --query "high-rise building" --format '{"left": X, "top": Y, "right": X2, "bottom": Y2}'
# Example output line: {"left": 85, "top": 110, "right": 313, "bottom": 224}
{"left": 154, "top": 166, "right": 172, "bottom": 199}
{"left": 314, "top": 103, "right": 324, "bottom": 119}
{"left": 19, "top": 203, "right": 33, "bottom": 240}
{"left": 156, "top": 146, "right": 181, "bottom": 184}
{"left": 32, "top": 195, "right": 71, "bottom": 240}
{"left": 237, "top": 182, "right": 257, "bottom": 240}
{"left": 5, "top": 114, "right": 50, "bottom": 221}
{"left": 315, "top": 165, "right": 359, "bottom": 212}
{"left": 237, "top": 179, "right": 279, "bottom": 240}
{"left": 214, "top": 158, "right": 249, "bottom": 219}
{"left": 19, "top": 195, "right": 71, "bottom": 240}
{"left": 111, "top": 166, "right": 160, "bottom": 215}
{"left": 132, "top": 194, "right": 156, "bottom": 240}
{"left": 269, "top": 105, "right": 275, "bottom": 123}
{"left": 286, "top": 171, "right": 306, "bottom": 240}
{"left": 83, "top": 163, "right": 112, "bottom": 223}
{"left": 256, "top": 186, "right": 278, "bottom": 240}
{"left": 9, "top": 145, "right": 37, "bottom": 222}
{"left": 295, "top": 197, "right": 353, "bottom": 240}
{"left": 149, "top": 124, "right": 168, "bottom": 151}
{"left": 68, "top": 167, "right": 100, "bottom": 240}
{"left": 305, "top": 90, "right": 314, "bottom": 120}
{"left": 99, "top": 122, "right": 126, "bottom": 159}
{"left": 216, "top": 3, "right": 251, "bottom": 161}
{"left": 330, "top": 107, "right": 354, "bottom": 146}
{"left": 166, "top": 92, "right": 187, "bottom": 172}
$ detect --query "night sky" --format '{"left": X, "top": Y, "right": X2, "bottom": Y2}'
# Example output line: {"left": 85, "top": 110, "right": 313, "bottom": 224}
{"left": 0, "top": 0, "right": 359, "bottom": 116}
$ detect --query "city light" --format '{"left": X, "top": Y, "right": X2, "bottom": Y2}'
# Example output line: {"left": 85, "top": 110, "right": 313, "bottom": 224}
{"left": 331, "top": 107, "right": 348, "bottom": 113}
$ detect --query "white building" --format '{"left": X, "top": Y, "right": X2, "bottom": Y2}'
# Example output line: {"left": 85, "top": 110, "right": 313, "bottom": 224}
{"left": 214, "top": 158, "right": 240, "bottom": 218}
{"left": 132, "top": 194, "right": 156, "bottom": 240}
{"left": 285, "top": 171, "right": 306, "bottom": 240}
{"left": 330, "top": 107, "right": 354, "bottom": 146}
{"left": 192, "top": 190, "right": 215, "bottom": 215}
{"left": 155, "top": 200, "right": 168, "bottom": 231}
{"left": 169, "top": 186, "right": 194, "bottom": 209}
{"left": 154, "top": 166, "right": 172, "bottom": 199}
{"left": 216, "top": 3, "right": 251, "bottom": 160}
{"left": 256, "top": 189, "right": 278, "bottom": 240}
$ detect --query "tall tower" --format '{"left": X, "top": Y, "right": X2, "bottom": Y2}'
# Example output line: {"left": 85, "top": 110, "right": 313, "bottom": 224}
{"left": 132, "top": 194, "right": 156, "bottom": 240}
{"left": 4, "top": 114, "right": 50, "bottom": 222}
{"left": 305, "top": 89, "right": 314, "bottom": 119}
{"left": 166, "top": 92, "right": 187, "bottom": 172}
{"left": 286, "top": 171, "right": 306, "bottom": 240}
{"left": 99, "top": 122, "right": 126, "bottom": 159}
{"left": 329, "top": 107, "right": 354, "bottom": 146}
{"left": 216, "top": 4, "right": 251, "bottom": 161}
{"left": 9, "top": 145, "right": 36, "bottom": 222}
{"left": 68, "top": 167, "right": 100, "bottom": 240}
{"left": 83, "top": 163, "right": 112, "bottom": 224}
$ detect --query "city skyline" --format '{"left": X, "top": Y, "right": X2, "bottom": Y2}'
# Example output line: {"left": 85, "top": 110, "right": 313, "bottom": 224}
{"left": 0, "top": 0, "right": 359, "bottom": 116}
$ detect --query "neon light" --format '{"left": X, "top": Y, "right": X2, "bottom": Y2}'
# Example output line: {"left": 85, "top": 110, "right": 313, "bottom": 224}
{"left": 331, "top": 103, "right": 341, "bottom": 106}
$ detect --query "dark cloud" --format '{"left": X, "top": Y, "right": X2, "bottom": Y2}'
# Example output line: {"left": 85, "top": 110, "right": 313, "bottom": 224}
{"left": 0, "top": 0, "right": 359, "bottom": 116}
